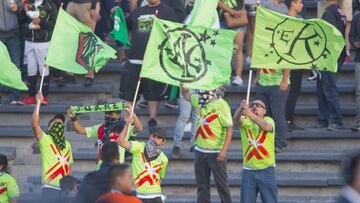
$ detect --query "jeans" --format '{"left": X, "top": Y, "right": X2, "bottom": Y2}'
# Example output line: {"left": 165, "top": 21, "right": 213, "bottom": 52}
{"left": 285, "top": 70, "right": 303, "bottom": 122}
{"left": 195, "top": 151, "right": 232, "bottom": 203}
{"left": 256, "top": 85, "right": 288, "bottom": 148}
{"left": 240, "top": 167, "right": 278, "bottom": 203}
{"left": 1, "top": 36, "right": 21, "bottom": 100}
{"left": 173, "top": 93, "right": 197, "bottom": 148}
{"left": 355, "top": 63, "right": 360, "bottom": 123}
{"left": 41, "top": 187, "right": 61, "bottom": 201}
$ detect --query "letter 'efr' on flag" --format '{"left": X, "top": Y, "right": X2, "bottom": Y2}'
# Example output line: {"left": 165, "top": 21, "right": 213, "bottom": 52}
{"left": 140, "top": 18, "right": 236, "bottom": 91}
{"left": 0, "top": 41, "right": 28, "bottom": 90}
{"left": 251, "top": 6, "right": 345, "bottom": 72}
{"left": 45, "top": 8, "right": 117, "bottom": 74}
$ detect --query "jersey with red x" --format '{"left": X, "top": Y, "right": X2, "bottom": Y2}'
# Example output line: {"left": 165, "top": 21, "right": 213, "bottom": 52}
{"left": 134, "top": 152, "right": 162, "bottom": 189}
{"left": 195, "top": 112, "right": 218, "bottom": 140}
{"left": 258, "top": 68, "right": 276, "bottom": 74}
{"left": 45, "top": 144, "right": 71, "bottom": 183}
{"left": 243, "top": 128, "right": 271, "bottom": 161}
{"left": 0, "top": 186, "right": 6, "bottom": 195}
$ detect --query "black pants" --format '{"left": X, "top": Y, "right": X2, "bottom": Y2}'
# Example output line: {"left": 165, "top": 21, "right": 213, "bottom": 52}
{"left": 285, "top": 70, "right": 303, "bottom": 122}
{"left": 195, "top": 151, "right": 232, "bottom": 203}
{"left": 140, "top": 197, "right": 163, "bottom": 203}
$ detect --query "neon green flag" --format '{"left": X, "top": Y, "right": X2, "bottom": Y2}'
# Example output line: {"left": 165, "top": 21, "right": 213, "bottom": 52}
{"left": 140, "top": 18, "right": 236, "bottom": 91}
{"left": 110, "top": 7, "right": 130, "bottom": 48}
{"left": 46, "top": 8, "right": 117, "bottom": 74}
{"left": 0, "top": 42, "right": 27, "bottom": 90}
{"left": 189, "top": 0, "right": 219, "bottom": 27}
{"left": 251, "top": 6, "right": 345, "bottom": 72}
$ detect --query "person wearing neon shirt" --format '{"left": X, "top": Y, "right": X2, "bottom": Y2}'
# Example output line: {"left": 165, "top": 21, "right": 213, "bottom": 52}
{"left": 118, "top": 118, "right": 168, "bottom": 203}
{"left": 233, "top": 99, "right": 277, "bottom": 203}
{"left": 32, "top": 91, "right": 73, "bottom": 197}
{"left": 67, "top": 105, "right": 142, "bottom": 168}
{"left": 0, "top": 154, "right": 20, "bottom": 203}
{"left": 182, "top": 88, "right": 233, "bottom": 203}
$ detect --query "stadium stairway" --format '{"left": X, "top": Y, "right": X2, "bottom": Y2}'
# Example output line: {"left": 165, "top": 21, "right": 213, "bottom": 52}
{"left": 0, "top": 54, "right": 358, "bottom": 202}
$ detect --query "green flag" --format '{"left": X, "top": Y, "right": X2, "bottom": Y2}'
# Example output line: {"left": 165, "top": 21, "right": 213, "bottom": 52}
{"left": 46, "top": 8, "right": 117, "bottom": 74}
{"left": 110, "top": 7, "right": 130, "bottom": 48}
{"left": 189, "top": 0, "right": 219, "bottom": 27}
{"left": 71, "top": 101, "right": 126, "bottom": 113}
{"left": 251, "top": 6, "right": 345, "bottom": 72}
{"left": 140, "top": 18, "right": 236, "bottom": 90}
{"left": 0, "top": 42, "right": 28, "bottom": 90}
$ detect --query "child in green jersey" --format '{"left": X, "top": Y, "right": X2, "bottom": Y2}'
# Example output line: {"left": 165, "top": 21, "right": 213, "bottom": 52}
{"left": 32, "top": 91, "right": 74, "bottom": 197}
{"left": 233, "top": 99, "right": 277, "bottom": 203}
{"left": 0, "top": 154, "right": 20, "bottom": 203}
{"left": 118, "top": 119, "right": 168, "bottom": 203}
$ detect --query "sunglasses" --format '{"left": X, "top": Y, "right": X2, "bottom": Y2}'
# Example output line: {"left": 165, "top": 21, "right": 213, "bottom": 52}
{"left": 250, "top": 103, "right": 265, "bottom": 109}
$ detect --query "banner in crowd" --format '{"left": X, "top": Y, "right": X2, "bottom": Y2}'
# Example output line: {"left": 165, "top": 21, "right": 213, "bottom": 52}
{"left": 140, "top": 18, "right": 236, "bottom": 90}
{"left": 46, "top": 8, "right": 117, "bottom": 74}
{"left": 0, "top": 42, "right": 28, "bottom": 90}
{"left": 188, "top": 0, "right": 219, "bottom": 27}
{"left": 110, "top": 7, "right": 130, "bottom": 48}
{"left": 251, "top": 6, "right": 345, "bottom": 72}
{"left": 71, "top": 102, "right": 126, "bottom": 113}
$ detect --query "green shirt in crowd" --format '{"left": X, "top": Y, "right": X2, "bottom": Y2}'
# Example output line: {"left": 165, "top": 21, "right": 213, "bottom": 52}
{"left": 240, "top": 117, "right": 276, "bottom": 170}
{"left": 257, "top": 68, "right": 290, "bottom": 86}
{"left": 38, "top": 133, "right": 73, "bottom": 188}
{"left": 128, "top": 141, "right": 168, "bottom": 197}
{"left": 191, "top": 95, "right": 233, "bottom": 152}
{"left": 0, "top": 172, "right": 20, "bottom": 203}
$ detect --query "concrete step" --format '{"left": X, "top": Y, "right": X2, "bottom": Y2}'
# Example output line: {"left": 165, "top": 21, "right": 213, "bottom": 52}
{"left": 27, "top": 171, "right": 343, "bottom": 197}
{"left": 0, "top": 146, "right": 16, "bottom": 161}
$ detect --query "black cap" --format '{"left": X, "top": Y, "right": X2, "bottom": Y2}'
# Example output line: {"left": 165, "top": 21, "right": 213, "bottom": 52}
{"left": 52, "top": 114, "right": 65, "bottom": 123}
{"left": 149, "top": 127, "right": 168, "bottom": 139}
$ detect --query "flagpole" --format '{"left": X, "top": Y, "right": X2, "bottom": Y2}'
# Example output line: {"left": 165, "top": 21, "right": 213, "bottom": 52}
{"left": 246, "top": 69, "right": 253, "bottom": 104}
{"left": 125, "top": 77, "right": 141, "bottom": 137}
{"left": 35, "top": 66, "right": 47, "bottom": 115}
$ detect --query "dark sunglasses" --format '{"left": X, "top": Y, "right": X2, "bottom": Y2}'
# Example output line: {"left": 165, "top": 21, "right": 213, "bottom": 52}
{"left": 250, "top": 103, "right": 265, "bottom": 109}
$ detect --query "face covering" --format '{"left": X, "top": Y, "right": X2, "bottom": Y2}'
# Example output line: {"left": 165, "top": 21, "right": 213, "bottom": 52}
{"left": 197, "top": 90, "right": 216, "bottom": 108}
{"left": 48, "top": 122, "right": 66, "bottom": 150}
{"left": 145, "top": 139, "right": 162, "bottom": 159}
{"left": 103, "top": 117, "right": 125, "bottom": 141}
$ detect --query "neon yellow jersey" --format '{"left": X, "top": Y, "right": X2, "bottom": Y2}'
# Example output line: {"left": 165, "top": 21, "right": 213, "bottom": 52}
{"left": 257, "top": 68, "right": 290, "bottom": 86}
{"left": 240, "top": 117, "right": 276, "bottom": 169}
{"left": 38, "top": 133, "right": 73, "bottom": 188}
{"left": 191, "top": 95, "right": 233, "bottom": 151}
{"left": 0, "top": 172, "right": 20, "bottom": 203}
{"left": 129, "top": 141, "right": 168, "bottom": 195}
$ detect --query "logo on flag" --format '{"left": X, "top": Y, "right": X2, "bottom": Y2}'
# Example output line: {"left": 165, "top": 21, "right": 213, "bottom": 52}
{"left": 76, "top": 32, "right": 104, "bottom": 71}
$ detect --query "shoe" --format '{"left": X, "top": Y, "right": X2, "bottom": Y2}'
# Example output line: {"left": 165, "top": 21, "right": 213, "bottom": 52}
{"left": 165, "top": 100, "right": 179, "bottom": 109}
{"left": 148, "top": 118, "right": 157, "bottom": 132}
{"left": 84, "top": 77, "right": 94, "bottom": 86}
{"left": 351, "top": 123, "right": 360, "bottom": 131}
{"left": 313, "top": 123, "right": 328, "bottom": 130}
{"left": 138, "top": 101, "right": 148, "bottom": 108}
{"left": 245, "top": 57, "right": 251, "bottom": 66}
{"left": 17, "top": 96, "right": 36, "bottom": 105}
{"left": 327, "top": 123, "right": 343, "bottom": 131}
{"left": 172, "top": 146, "right": 181, "bottom": 158}
{"left": 287, "top": 121, "right": 304, "bottom": 131}
{"left": 41, "top": 97, "right": 48, "bottom": 105}
{"left": 58, "top": 74, "right": 76, "bottom": 87}
{"left": 189, "top": 145, "right": 195, "bottom": 152}
{"left": 275, "top": 146, "right": 286, "bottom": 153}
{"left": 231, "top": 76, "right": 243, "bottom": 86}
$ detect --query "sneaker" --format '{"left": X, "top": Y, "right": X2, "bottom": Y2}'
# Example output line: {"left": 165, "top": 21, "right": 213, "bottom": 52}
{"left": 189, "top": 145, "right": 195, "bottom": 152}
{"left": 138, "top": 101, "right": 148, "bottom": 108}
{"left": 172, "top": 146, "right": 181, "bottom": 158}
{"left": 275, "top": 146, "right": 286, "bottom": 153}
{"left": 17, "top": 96, "right": 36, "bottom": 105}
{"left": 148, "top": 118, "right": 157, "bottom": 132}
{"left": 165, "top": 100, "right": 179, "bottom": 109}
{"left": 313, "top": 123, "right": 328, "bottom": 130}
{"left": 58, "top": 74, "right": 76, "bottom": 87}
{"left": 231, "top": 76, "right": 243, "bottom": 86}
{"left": 351, "top": 123, "right": 360, "bottom": 131}
{"left": 245, "top": 57, "right": 251, "bottom": 66}
{"left": 327, "top": 123, "right": 343, "bottom": 131}
{"left": 287, "top": 121, "right": 304, "bottom": 131}
{"left": 41, "top": 97, "right": 49, "bottom": 105}
{"left": 84, "top": 77, "right": 94, "bottom": 86}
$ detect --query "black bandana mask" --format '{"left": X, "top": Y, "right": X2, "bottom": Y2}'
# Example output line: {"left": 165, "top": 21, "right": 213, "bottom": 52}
{"left": 197, "top": 90, "right": 216, "bottom": 108}
{"left": 145, "top": 139, "right": 162, "bottom": 160}
{"left": 103, "top": 117, "right": 125, "bottom": 141}
{"left": 48, "top": 122, "right": 66, "bottom": 150}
